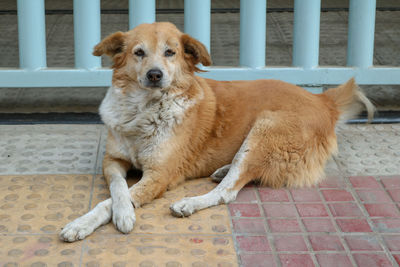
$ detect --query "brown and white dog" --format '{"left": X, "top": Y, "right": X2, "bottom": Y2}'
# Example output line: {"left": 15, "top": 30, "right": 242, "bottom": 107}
{"left": 60, "top": 22, "right": 374, "bottom": 242}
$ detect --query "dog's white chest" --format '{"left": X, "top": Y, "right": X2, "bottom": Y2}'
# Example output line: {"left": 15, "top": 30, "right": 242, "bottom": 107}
{"left": 99, "top": 86, "right": 193, "bottom": 166}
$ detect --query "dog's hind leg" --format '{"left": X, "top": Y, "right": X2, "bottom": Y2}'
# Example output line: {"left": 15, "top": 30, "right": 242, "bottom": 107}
{"left": 170, "top": 138, "right": 256, "bottom": 217}
{"left": 211, "top": 164, "right": 231, "bottom": 182}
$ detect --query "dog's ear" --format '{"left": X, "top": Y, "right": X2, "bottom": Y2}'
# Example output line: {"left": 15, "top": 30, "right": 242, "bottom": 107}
{"left": 181, "top": 34, "right": 212, "bottom": 72}
{"left": 93, "top": 31, "right": 126, "bottom": 58}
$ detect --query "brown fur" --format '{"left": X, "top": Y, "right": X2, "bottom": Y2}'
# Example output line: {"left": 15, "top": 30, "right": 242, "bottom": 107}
{"left": 96, "top": 22, "right": 373, "bottom": 208}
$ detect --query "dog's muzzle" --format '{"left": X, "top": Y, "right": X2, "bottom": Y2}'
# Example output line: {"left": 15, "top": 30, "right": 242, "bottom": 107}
{"left": 145, "top": 68, "right": 163, "bottom": 88}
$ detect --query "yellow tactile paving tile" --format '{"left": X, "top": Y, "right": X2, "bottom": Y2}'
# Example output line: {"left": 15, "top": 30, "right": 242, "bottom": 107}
{"left": 0, "top": 175, "right": 93, "bottom": 234}
{"left": 82, "top": 234, "right": 237, "bottom": 267}
{"left": 91, "top": 175, "right": 232, "bottom": 235}
{"left": 0, "top": 235, "right": 82, "bottom": 267}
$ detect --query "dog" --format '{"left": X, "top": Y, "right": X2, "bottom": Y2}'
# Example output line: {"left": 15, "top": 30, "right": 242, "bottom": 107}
{"left": 60, "top": 22, "right": 374, "bottom": 242}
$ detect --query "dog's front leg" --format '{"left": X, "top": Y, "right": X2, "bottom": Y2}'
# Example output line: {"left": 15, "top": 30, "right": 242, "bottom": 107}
{"left": 103, "top": 155, "right": 135, "bottom": 234}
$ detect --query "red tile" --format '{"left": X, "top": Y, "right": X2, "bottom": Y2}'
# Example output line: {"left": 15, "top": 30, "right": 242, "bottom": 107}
{"left": 380, "top": 176, "right": 400, "bottom": 188}
{"left": 274, "top": 235, "right": 308, "bottom": 251}
{"left": 388, "top": 189, "right": 400, "bottom": 202}
{"left": 318, "top": 176, "right": 346, "bottom": 188}
{"left": 336, "top": 219, "right": 372, "bottom": 232}
{"left": 279, "top": 254, "right": 314, "bottom": 267}
{"left": 383, "top": 235, "right": 400, "bottom": 251}
{"left": 356, "top": 189, "right": 392, "bottom": 202}
{"left": 236, "top": 236, "right": 270, "bottom": 252}
{"left": 240, "top": 253, "right": 277, "bottom": 267}
{"left": 309, "top": 235, "right": 344, "bottom": 251}
{"left": 393, "top": 254, "right": 400, "bottom": 265}
{"left": 229, "top": 204, "right": 261, "bottom": 217}
{"left": 232, "top": 218, "right": 266, "bottom": 234}
{"left": 372, "top": 218, "right": 400, "bottom": 233}
{"left": 296, "top": 204, "right": 329, "bottom": 217}
{"left": 328, "top": 202, "right": 363, "bottom": 217}
{"left": 302, "top": 218, "right": 336, "bottom": 232}
{"left": 262, "top": 204, "right": 297, "bottom": 217}
{"left": 350, "top": 176, "right": 380, "bottom": 189}
{"left": 322, "top": 189, "right": 354, "bottom": 201}
{"left": 364, "top": 203, "right": 400, "bottom": 217}
{"left": 234, "top": 188, "right": 257, "bottom": 203}
{"left": 353, "top": 253, "right": 392, "bottom": 267}
{"left": 344, "top": 235, "right": 382, "bottom": 251}
{"left": 259, "top": 188, "right": 290, "bottom": 202}
{"left": 268, "top": 219, "right": 301, "bottom": 233}
{"left": 316, "top": 254, "right": 352, "bottom": 267}
{"left": 290, "top": 188, "right": 321, "bottom": 202}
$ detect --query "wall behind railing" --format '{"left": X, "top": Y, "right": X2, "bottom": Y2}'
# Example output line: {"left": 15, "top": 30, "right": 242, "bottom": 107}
{"left": 0, "top": 0, "right": 399, "bottom": 88}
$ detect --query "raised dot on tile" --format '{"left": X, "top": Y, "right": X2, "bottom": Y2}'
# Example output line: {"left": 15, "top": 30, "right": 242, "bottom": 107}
{"left": 188, "top": 224, "right": 202, "bottom": 231}
{"left": 165, "top": 224, "right": 178, "bottom": 231}
{"left": 13, "top": 237, "right": 27, "bottom": 243}
{"left": 4, "top": 194, "right": 18, "bottom": 201}
{"left": 24, "top": 203, "right": 38, "bottom": 210}
{"left": 34, "top": 249, "right": 49, "bottom": 256}
{"left": 165, "top": 237, "right": 179, "bottom": 243}
{"left": 60, "top": 249, "right": 75, "bottom": 256}
{"left": 38, "top": 237, "right": 52, "bottom": 243}
{"left": 191, "top": 249, "right": 206, "bottom": 256}
{"left": 18, "top": 224, "right": 31, "bottom": 232}
{"left": 86, "top": 261, "right": 100, "bottom": 267}
{"left": 21, "top": 213, "right": 34, "bottom": 220}
{"left": 8, "top": 249, "right": 24, "bottom": 256}
{"left": 192, "top": 262, "right": 207, "bottom": 267}
{"left": 140, "top": 237, "right": 154, "bottom": 243}
{"left": 138, "top": 247, "right": 154, "bottom": 255}
{"left": 0, "top": 214, "right": 11, "bottom": 221}
{"left": 166, "top": 261, "right": 182, "bottom": 267}
{"left": 112, "top": 262, "right": 126, "bottom": 267}
{"left": 88, "top": 248, "right": 102, "bottom": 256}
{"left": 212, "top": 225, "right": 227, "bottom": 233}
{"left": 139, "top": 260, "right": 155, "bottom": 267}
{"left": 58, "top": 262, "right": 74, "bottom": 267}
{"left": 166, "top": 248, "right": 180, "bottom": 255}
{"left": 40, "top": 225, "right": 56, "bottom": 232}
{"left": 0, "top": 225, "right": 7, "bottom": 232}
{"left": 140, "top": 213, "right": 154, "bottom": 219}
{"left": 114, "top": 247, "right": 128, "bottom": 255}
{"left": 139, "top": 224, "right": 154, "bottom": 231}
{"left": 213, "top": 237, "right": 229, "bottom": 246}
{"left": 4, "top": 262, "right": 18, "bottom": 267}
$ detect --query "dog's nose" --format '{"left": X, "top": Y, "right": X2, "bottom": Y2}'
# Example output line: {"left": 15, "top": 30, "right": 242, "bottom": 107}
{"left": 146, "top": 69, "right": 163, "bottom": 82}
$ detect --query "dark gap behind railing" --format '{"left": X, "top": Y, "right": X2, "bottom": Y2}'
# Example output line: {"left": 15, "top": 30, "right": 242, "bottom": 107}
{"left": 1, "top": 7, "right": 400, "bottom": 15}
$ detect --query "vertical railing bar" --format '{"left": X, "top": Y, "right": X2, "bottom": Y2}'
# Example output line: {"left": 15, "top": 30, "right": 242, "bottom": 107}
{"left": 17, "top": 0, "right": 47, "bottom": 70}
{"left": 347, "top": 0, "right": 376, "bottom": 68}
{"left": 129, "top": 0, "right": 156, "bottom": 30}
{"left": 184, "top": 0, "right": 211, "bottom": 53}
{"left": 292, "top": 0, "right": 321, "bottom": 69}
{"left": 73, "top": 0, "right": 101, "bottom": 69}
{"left": 239, "top": 0, "right": 267, "bottom": 68}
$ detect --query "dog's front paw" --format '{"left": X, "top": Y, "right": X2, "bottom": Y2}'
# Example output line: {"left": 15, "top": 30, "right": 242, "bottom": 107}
{"left": 170, "top": 197, "right": 197, "bottom": 217}
{"left": 59, "top": 218, "right": 95, "bottom": 242}
{"left": 112, "top": 200, "right": 136, "bottom": 234}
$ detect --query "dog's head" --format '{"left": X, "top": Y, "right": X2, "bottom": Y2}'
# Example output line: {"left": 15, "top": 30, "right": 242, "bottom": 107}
{"left": 93, "top": 22, "right": 211, "bottom": 90}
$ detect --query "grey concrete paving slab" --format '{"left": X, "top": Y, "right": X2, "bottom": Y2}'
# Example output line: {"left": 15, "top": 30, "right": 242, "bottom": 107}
{"left": 0, "top": 125, "right": 103, "bottom": 175}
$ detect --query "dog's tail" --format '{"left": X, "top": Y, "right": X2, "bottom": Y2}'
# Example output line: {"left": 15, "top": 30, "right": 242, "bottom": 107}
{"left": 323, "top": 78, "right": 375, "bottom": 122}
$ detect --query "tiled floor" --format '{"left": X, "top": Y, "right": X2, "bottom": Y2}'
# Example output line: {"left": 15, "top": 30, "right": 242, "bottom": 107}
{"left": 0, "top": 123, "right": 399, "bottom": 266}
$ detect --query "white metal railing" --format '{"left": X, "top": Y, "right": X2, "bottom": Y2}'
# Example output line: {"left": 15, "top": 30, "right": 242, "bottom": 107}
{"left": 1, "top": 0, "right": 399, "bottom": 88}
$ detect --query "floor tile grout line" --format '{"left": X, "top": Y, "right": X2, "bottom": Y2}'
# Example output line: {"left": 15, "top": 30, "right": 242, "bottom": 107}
{"left": 376, "top": 176, "right": 400, "bottom": 215}
{"left": 343, "top": 174, "right": 399, "bottom": 267}
{"left": 226, "top": 193, "right": 242, "bottom": 267}
{"left": 254, "top": 185, "right": 282, "bottom": 267}
{"left": 315, "top": 179, "right": 358, "bottom": 267}
{"left": 287, "top": 188, "right": 320, "bottom": 267}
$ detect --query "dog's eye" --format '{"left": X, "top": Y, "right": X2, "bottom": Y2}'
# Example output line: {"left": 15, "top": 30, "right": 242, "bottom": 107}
{"left": 165, "top": 49, "right": 175, "bottom": 57}
{"left": 134, "top": 49, "right": 145, "bottom": 57}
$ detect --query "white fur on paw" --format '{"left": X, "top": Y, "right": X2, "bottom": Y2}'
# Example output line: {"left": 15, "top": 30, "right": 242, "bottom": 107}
{"left": 170, "top": 198, "right": 197, "bottom": 217}
{"left": 112, "top": 200, "right": 135, "bottom": 234}
{"left": 59, "top": 218, "right": 95, "bottom": 242}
